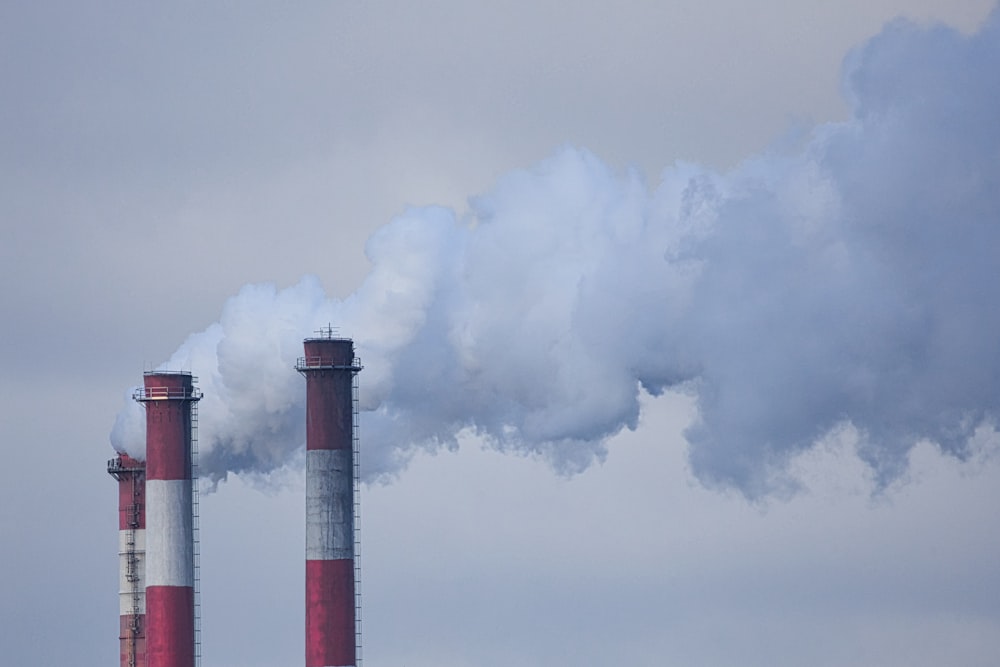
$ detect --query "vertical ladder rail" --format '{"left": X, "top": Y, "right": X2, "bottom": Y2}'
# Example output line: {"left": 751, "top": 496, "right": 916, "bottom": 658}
{"left": 353, "top": 360, "right": 363, "bottom": 667}
{"left": 191, "top": 401, "right": 202, "bottom": 667}
{"left": 127, "top": 471, "right": 141, "bottom": 667}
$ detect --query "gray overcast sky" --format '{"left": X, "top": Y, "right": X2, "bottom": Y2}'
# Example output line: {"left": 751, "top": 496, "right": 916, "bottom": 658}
{"left": 1, "top": 2, "right": 999, "bottom": 666}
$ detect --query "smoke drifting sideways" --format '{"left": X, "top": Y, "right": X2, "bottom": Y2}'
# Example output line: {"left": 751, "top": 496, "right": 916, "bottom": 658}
{"left": 111, "top": 13, "right": 1000, "bottom": 499}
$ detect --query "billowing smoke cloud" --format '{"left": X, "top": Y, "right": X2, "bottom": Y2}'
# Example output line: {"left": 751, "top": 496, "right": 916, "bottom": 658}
{"left": 112, "top": 12, "right": 1000, "bottom": 497}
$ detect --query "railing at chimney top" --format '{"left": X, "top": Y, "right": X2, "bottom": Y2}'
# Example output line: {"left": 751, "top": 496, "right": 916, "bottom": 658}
{"left": 295, "top": 356, "right": 363, "bottom": 372}
{"left": 133, "top": 386, "right": 203, "bottom": 401}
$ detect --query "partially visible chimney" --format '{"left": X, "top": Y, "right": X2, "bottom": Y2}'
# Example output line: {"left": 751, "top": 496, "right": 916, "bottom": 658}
{"left": 108, "top": 453, "right": 147, "bottom": 667}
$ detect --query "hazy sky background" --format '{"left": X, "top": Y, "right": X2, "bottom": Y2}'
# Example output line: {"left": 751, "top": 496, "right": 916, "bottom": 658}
{"left": 2, "top": 2, "right": 999, "bottom": 666}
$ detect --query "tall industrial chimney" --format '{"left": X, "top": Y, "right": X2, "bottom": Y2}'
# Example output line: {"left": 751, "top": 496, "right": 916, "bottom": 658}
{"left": 297, "top": 332, "right": 362, "bottom": 667}
{"left": 135, "top": 371, "right": 202, "bottom": 667}
{"left": 108, "top": 453, "right": 147, "bottom": 667}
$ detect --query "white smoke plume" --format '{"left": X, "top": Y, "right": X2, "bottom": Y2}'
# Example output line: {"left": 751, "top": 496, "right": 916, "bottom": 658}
{"left": 112, "top": 12, "right": 1000, "bottom": 498}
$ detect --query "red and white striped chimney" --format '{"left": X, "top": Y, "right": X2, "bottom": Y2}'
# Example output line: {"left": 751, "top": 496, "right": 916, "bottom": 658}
{"left": 297, "top": 335, "right": 361, "bottom": 667}
{"left": 108, "top": 453, "right": 147, "bottom": 667}
{"left": 136, "top": 371, "right": 201, "bottom": 667}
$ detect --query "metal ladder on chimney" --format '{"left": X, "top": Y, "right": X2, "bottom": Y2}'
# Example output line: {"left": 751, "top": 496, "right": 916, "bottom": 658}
{"left": 352, "top": 361, "right": 363, "bottom": 667}
{"left": 126, "top": 472, "right": 142, "bottom": 667}
{"left": 191, "top": 400, "right": 202, "bottom": 667}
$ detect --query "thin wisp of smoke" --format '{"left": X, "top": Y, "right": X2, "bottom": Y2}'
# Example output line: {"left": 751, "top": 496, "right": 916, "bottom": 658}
{"left": 112, "top": 12, "right": 1000, "bottom": 498}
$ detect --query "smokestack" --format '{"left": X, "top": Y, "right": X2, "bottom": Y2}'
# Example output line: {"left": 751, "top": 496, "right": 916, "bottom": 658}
{"left": 108, "top": 453, "right": 147, "bottom": 667}
{"left": 136, "top": 371, "right": 202, "bottom": 667}
{"left": 297, "top": 332, "right": 362, "bottom": 667}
